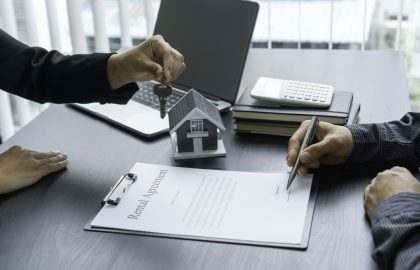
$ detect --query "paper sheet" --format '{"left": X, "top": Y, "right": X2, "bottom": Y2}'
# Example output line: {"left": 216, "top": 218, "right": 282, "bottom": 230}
{"left": 91, "top": 163, "right": 313, "bottom": 245}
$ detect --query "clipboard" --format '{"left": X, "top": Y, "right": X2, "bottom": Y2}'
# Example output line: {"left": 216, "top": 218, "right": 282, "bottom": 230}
{"left": 84, "top": 164, "right": 319, "bottom": 249}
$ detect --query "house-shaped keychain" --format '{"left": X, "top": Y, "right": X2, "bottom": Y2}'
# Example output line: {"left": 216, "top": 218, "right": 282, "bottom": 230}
{"left": 168, "top": 89, "right": 226, "bottom": 160}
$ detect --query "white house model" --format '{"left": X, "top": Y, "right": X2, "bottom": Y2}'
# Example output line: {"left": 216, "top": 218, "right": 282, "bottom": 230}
{"left": 167, "top": 89, "right": 226, "bottom": 160}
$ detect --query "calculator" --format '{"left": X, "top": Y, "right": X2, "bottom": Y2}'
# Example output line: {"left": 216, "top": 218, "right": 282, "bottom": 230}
{"left": 250, "top": 77, "right": 334, "bottom": 108}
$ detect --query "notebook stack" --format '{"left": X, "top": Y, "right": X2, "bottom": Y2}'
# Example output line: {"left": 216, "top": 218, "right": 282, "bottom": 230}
{"left": 232, "top": 88, "right": 360, "bottom": 137}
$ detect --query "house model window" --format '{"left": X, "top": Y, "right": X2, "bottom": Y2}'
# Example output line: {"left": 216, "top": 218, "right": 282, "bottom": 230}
{"left": 187, "top": 119, "right": 209, "bottom": 138}
{"left": 190, "top": 119, "right": 203, "bottom": 133}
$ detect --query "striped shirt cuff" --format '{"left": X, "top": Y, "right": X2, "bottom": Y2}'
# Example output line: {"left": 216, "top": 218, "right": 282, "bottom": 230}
{"left": 372, "top": 192, "right": 420, "bottom": 223}
{"left": 345, "top": 123, "right": 388, "bottom": 164}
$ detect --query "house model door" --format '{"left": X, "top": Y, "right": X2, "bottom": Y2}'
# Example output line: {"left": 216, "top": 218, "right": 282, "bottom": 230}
{"left": 190, "top": 119, "right": 204, "bottom": 152}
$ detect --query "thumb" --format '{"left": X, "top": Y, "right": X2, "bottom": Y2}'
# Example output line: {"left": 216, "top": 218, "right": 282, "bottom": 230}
{"left": 299, "top": 139, "right": 334, "bottom": 164}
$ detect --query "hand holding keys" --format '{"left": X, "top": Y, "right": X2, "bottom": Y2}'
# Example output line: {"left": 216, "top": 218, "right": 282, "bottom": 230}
{"left": 153, "top": 78, "right": 173, "bottom": 119}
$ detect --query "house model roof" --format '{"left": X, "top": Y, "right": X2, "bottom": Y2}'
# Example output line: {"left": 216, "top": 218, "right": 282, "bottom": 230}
{"left": 168, "top": 89, "right": 226, "bottom": 134}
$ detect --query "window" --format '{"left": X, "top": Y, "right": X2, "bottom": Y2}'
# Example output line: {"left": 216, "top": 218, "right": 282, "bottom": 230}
{"left": 190, "top": 120, "right": 203, "bottom": 133}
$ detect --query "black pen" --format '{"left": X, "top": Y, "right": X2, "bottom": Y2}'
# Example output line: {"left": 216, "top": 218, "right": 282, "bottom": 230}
{"left": 287, "top": 116, "right": 319, "bottom": 191}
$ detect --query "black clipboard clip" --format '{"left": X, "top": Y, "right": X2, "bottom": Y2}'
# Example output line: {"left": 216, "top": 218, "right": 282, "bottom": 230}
{"left": 102, "top": 173, "right": 137, "bottom": 206}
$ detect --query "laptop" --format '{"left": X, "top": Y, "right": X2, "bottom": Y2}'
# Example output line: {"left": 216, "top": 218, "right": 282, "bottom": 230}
{"left": 71, "top": 0, "right": 259, "bottom": 137}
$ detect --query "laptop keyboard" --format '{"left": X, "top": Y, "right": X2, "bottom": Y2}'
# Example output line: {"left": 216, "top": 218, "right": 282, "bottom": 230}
{"left": 132, "top": 82, "right": 186, "bottom": 110}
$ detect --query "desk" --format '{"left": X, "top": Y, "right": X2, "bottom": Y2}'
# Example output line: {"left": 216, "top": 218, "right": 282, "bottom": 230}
{"left": 0, "top": 49, "right": 410, "bottom": 270}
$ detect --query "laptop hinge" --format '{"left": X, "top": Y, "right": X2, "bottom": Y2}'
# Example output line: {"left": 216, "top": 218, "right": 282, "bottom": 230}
{"left": 168, "top": 81, "right": 221, "bottom": 101}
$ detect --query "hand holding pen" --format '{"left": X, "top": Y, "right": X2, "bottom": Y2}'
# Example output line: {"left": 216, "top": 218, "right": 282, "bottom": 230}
{"left": 286, "top": 118, "right": 355, "bottom": 187}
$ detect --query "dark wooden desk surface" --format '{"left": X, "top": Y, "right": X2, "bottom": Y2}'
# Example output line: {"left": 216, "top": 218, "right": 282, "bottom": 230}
{"left": 0, "top": 49, "right": 410, "bottom": 270}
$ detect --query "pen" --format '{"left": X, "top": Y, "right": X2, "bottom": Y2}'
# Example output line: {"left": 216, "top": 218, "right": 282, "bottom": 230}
{"left": 287, "top": 116, "right": 319, "bottom": 191}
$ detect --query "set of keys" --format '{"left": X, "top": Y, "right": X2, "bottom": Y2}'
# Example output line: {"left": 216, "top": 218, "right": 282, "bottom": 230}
{"left": 153, "top": 78, "right": 173, "bottom": 119}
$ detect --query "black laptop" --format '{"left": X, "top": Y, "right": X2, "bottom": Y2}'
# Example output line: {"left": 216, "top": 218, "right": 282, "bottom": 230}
{"left": 73, "top": 0, "right": 259, "bottom": 137}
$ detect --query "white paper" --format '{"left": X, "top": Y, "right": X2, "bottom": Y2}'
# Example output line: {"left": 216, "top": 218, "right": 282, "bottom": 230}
{"left": 91, "top": 163, "right": 313, "bottom": 245}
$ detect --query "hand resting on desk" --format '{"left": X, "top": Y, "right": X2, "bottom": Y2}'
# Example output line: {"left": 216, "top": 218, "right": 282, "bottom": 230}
{"left": 0, "top": 146, "right": 67, "bottom": 194}
{"left": 364, "top": 166, "right": 420, "bottom": 218}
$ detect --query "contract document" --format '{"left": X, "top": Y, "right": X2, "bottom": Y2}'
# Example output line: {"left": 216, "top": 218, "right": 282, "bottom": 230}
{"left": 87, "top": 163, "right": 317, "bottom": 248}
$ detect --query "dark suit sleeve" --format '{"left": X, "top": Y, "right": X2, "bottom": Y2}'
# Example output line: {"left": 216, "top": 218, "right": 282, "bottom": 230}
{"left": 0, "top": 28, "right": 138, "bottom": 104}
{"left": 370, "top": 192, "right": 420, "bottom": 270}
{"left": 346, "top": 112, "right": 420, "bottom": 166}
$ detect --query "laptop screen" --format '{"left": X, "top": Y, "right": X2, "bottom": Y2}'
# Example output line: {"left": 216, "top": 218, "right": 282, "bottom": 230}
{"left": 153, "top": 0, "right": 259, "bottom": 103}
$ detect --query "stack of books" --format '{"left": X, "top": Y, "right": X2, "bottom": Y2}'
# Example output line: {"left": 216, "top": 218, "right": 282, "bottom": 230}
{"left": 232, "top": 88, "right": 360, "bottom": 137}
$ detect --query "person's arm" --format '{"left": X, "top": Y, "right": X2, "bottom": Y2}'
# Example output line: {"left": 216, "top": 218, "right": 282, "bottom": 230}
{"left": 0, "top": 29, "right": 185, "bottom": 104}
{"left": 0, "top": 28, "right": 138, "bottom": 104}
{"left": 370, "top": 193, "right": 420, "bottom": 270}
{"left": 287, "top": 112, "right": 420, "bottom": 173}
{"left": 287, "top": 112, "right": 420, "bottom": 171}
{"left": 347, "top": 112, "right": 420, "bottom": 166}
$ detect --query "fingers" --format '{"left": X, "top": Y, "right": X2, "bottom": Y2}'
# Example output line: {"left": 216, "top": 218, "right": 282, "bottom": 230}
{"left": 288, "top": 120, "right": 337, "bottom": 166}
{"left": 22, "top": 149, "right": 68, "bottom": 173}
{"left": 38, "top": 152, "right": 68, "bottom": 177}
{"left": 40, "top": 160, "right": 68, "bottom": 177}
{"left": 364, "top": 173, "right": 379, "bottom": 218}
{"left": 30, "top": 150, "right": 65, "bottom": 160}
{"left": 363, "top": 183, "right": 373, "bottom": 218}
{"left": 169, "top": 55, "right": 186, "bottom": 81}
{"left": 37, "top": 154, "right": 67, "bottom": 166}
{"left": 295, "top": 160, "right": 320, "bottom": 176}
{"left": 299, "top": 138, "right": 337, "bottom": 164}
{"left": 161, "top": 49, "right": 185, "bottom": 82}
{"left": 288, "top": 121, "right": 322, "bottom": 176}
{"left": 115, "top": 35, "right": 186, "bottom": 86}
{"left": 141, "top": 58, "right": 164, "bottom": 81}
{"left": 163, "top": 48, "right": 185, "bottom": 81}
{"left": 151, "top": 35, "right": 186, "bottom": 82}
{"left": 298, "top": 164, "right": 309, "bottom": 175}
{"left": 389, "top": 166, "right": 409, "bottom": 174}
{"left": 287, "top": 121, "right": 310, "bottom": 166}
{"left": 5, "top": 146, "right": 67, "bottom": 162}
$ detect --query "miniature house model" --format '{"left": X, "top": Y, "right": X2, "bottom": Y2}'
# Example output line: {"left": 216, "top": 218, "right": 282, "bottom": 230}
{"left": 168, "top": 89, "right": 226, "bottom": 160}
